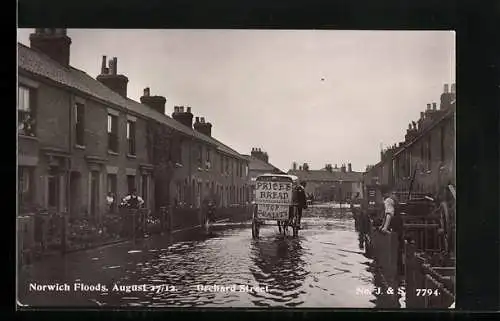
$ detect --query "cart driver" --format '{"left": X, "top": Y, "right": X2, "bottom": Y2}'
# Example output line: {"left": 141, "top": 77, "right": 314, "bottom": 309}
{"left": 295, "top": 181, "right": 307, "bottom": 228}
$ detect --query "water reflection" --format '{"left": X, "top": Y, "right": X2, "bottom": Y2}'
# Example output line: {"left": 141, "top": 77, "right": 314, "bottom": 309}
{"left": 249, "top": 236, "right": 308, "bottom": 307}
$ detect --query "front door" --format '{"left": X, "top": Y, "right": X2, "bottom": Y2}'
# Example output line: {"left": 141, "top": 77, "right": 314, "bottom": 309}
{"left": 70, "top": 171, "right": 81, "bottom": 217}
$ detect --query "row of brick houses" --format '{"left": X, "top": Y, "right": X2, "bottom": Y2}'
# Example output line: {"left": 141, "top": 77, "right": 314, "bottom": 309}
{"left": 17, "top": 28, "right": 250, "bottom": 223}
{"left": 288, "top": 162, "right": 364, "bottom": 201}
{"left": 363, "top": 83, "right": 456, "bottom": 198}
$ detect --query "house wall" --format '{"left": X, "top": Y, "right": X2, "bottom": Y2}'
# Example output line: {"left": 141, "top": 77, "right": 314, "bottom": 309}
{"left": 170, "top": 137, "right": 250, "bottom": 208}
{"left": 17, "top": 72, "right": 154, "bottom": 221}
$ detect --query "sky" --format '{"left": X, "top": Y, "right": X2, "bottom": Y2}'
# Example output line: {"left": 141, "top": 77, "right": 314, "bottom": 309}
{"left": 17, "top": 29, "right": 455, "bottom": 172}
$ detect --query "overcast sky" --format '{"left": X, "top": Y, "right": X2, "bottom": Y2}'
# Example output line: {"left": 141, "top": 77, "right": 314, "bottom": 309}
{"left": 18, "top": 29, "right": 455, "bottom": 172}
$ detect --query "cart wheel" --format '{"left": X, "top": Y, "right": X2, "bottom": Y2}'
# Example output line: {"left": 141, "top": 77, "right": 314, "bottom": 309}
{"left": 439, "top": 201, "right": 452, "bottom": 254}
{"left": 204, "top": 218, "right": 210, "bottom": 233}
{"left": 292, "top": 214, "right": 299, "bottom": 237}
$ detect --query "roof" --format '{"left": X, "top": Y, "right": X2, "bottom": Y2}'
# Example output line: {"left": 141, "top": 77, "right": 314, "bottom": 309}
{"left": 18, "top": 42, "right": 246, "bottom": 161}
{"left": 243, "top": 155, "right": 284, "bottom": 173}
{"left": 287, "top": 169, "right": 363, "bottom": 182}
{"left": 393, "top": 105, "right": 455, "bottom": 158}
{"left": 255, "top": 174, "right": 298, "bottom": 180}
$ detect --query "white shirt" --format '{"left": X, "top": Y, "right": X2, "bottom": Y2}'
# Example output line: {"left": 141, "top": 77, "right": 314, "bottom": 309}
{"left": 384, "top": 197, "right": 395, "bottom": 216}
{"left": 121, "top": 195, "right": 145, "bottom": 206}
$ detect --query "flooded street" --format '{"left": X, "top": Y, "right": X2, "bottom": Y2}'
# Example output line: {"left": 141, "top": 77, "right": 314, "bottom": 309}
{"left": 18, "top": 208, "right": 402, "bottom": 308}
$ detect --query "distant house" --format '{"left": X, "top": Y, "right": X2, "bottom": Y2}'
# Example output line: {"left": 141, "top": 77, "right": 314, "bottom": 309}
{"left": 288, "top": 163, "right": 363, "bottom": 201}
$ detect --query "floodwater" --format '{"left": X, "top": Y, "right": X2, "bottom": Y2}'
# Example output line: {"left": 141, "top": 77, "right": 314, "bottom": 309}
{"left": 18, "top": 207, "right": 403, "bottom": 308}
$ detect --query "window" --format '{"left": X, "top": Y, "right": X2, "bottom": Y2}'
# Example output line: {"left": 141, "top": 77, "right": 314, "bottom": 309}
{"left": 220, "top": 154, "right": 224, "bottom": 173}
{"left": 18, "top": 85, "right": 36, "bottom": 136}
{"left": 197, "top": 145, "right": 203, "bottom": 166}
{"left": 127, "top": 175, "right": 136, "bottom": 194}
{"left": 225, "top": 157, "right": 229, "bottom": 173}
{"left": 75, "top": 103, "right": 85, "bottom": 146}
{"left": 107, "top": 174, "right": 117, "bottom": 194}
{"left": 107, "top": 114, "right": 119, "bottom": 153}
{"left": 440, "top": 125, "right": 446, "bottom": 161}
{"left": 18, "top": 166, "right": 34, "bottom": 210}
{"left": 206, "top": 149, "right": 211, "bottom": 165}
{"left": 127, "top": 120, "right": 136, "bottom": 155}
{"left": 427, "top": 136, "right": 432, "bottom": 167}
{"left": 141, "top": 175, "right": 148, "bottom": 206}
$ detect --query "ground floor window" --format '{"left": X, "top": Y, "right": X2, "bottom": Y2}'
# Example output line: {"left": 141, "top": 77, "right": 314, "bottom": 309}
{"left": 127, "top": 175, "right": 136, "bottom": 194}
{"left": 18, "top": 166, "right": 34, "bottom": 211}
{"left": 141, "top": 175, "right": 148, "bottom": 205}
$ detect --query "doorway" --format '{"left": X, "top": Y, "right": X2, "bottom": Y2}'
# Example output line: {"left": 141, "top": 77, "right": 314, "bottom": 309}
{"left": 90, "top": 171, "right": 99, "bottom": 219}
{"left": 69, "top": 171, "right": 81, "bottom": 217}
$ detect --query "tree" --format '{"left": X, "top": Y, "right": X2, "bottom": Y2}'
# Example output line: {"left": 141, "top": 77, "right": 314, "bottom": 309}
{"left": 146, "top": 120, "right": 182, "bottom": 209}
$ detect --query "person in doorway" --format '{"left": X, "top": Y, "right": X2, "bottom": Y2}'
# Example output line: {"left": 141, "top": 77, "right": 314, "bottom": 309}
{"left": 295, "top": 181, "right": 307, "bottom": 228}
{"left": 106, "top": 192, "right": 115, "bottom": 213}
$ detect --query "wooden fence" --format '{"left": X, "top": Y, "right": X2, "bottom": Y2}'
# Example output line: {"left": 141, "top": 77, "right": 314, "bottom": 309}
{"left": 370, "top": 210, "right": 455, "bottom": 308}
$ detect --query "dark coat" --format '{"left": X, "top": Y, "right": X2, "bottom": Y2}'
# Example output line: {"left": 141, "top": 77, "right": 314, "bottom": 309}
{"left": 294, "top": 186, "right": 307, "bottom": 208}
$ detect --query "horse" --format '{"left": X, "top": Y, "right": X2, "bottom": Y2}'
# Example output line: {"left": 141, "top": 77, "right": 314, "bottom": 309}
{"left": 277, "top": 205, "right": 297, "bottom": 235}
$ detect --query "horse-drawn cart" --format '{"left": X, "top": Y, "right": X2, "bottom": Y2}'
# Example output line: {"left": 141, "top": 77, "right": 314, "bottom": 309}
{"left": 252, "top": 174, "right": 300, "bottom": 238}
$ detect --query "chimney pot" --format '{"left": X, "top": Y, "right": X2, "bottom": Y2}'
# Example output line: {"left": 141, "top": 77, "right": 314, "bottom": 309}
{"left": 444, "top": 84, "right": 449, "bottom": 93}
{"left": 451, "top": 83, "right": 456, "bottom": 93}
{"left": 420, "top": 112, "right": 424, "bottom": 118}
{"left": 187, "top": 107, "right": 191, "bottom": 113}
{"left": 201, "top": 117, "right": 205, "bottom": 123}
{"left": 108, "top": 59, "right": 114, "bottom": 75}
{"left": 432, "top": 102, "right": 437, "bottom": 110}
{"left": 113, "top": 57, "right": 118, "bottom": 75}
{"left": 143, "top": 87, "right": 150, "bottom": 97}
{"left": 180, "top": 106, "right": 184, "bottom": 113}
{"left": 426, "top": 103, "right": 431, "bottom": 110}
{"left": 195, "top": 117, "right": 200, "bottom": 123}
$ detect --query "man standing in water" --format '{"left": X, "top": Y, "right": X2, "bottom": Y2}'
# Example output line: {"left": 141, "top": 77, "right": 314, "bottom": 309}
{"left": 380, "top": 186, "right": 397, "bottom": 234}
{"left": 295, "top": 181, "right": 307, "bottom": 229}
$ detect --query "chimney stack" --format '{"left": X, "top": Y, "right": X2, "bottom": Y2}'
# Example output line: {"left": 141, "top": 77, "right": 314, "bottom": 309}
{"left": 347, "top": 163, "right": 352, "bottom": 172}
{"left": 172, "top": 106, "right": 194, "bottom": 128}
{"left": 97, "top": 55, "right": 129, "bottom": 97}
{"left": 140, "top": 87, "right": 167, "bottom": 114}
{"left": 101, "top": 55, "right": 107, "bottom": 74}
{"left": 29, "top": 28, "right": 72, "bottom": 67}
{"left": 440, "top": 83, "right": 453, "bottom": 110}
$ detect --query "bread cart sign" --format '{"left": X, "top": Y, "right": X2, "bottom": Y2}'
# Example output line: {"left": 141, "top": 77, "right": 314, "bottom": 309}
{"left": 255, "top": 180, "right": 293, "bottom": 220}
